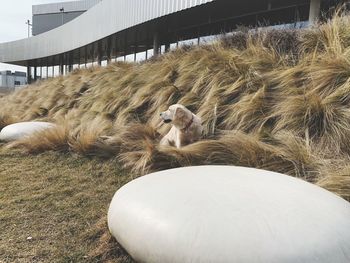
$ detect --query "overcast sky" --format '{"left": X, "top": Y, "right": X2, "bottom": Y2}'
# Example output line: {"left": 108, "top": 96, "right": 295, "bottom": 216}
{"left": 0, "top": 0, "right": 74, "bottom": 72}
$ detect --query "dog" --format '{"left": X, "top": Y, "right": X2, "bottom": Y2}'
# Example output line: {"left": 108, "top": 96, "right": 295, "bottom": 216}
{"left": 160, "top": 104, "right": 202, "bottom": 148}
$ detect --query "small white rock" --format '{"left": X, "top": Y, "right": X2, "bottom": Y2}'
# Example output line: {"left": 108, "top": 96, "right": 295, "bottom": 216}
{"left": 0, "top": 122, "right": 56, "bottom": 142}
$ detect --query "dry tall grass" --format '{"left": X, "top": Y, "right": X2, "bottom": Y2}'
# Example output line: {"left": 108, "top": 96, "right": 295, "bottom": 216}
{"left": 1, "top": 14, "right": 350, "bottom": 201}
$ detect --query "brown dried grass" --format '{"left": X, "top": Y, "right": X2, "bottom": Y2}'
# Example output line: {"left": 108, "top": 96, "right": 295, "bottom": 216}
{"left": 0, "top": 14, "right": 350, "bottom": 201}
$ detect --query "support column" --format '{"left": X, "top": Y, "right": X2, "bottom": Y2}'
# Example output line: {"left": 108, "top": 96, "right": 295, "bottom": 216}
{"left": 39, "top": 59, "right": 42, "bottom": 79}
{"left": 145, "top": 31, "right": 149, "bottom": 60}
{"left": 134, "top": 46, "right": 137, "bottom": 62}
{"left": 59, "top": 54, "right": 64, "bottom": 75}
{"left": 85, "top": 46, "right": 88, "bottom": 68}
{"left": 68, "top": 51, "right": 73, "bottom": 72}
{"left": 64, "top": 54, "right": 68, "bottom": 74}
{"left": 309, "top": 0, "right": 321, "bottom": 24}
{"left": 153, "top": 32, "right": 160, "bottom": 56}
{"left": 175, "top": 32, "right": 179, "bottom": 48}
{"left": 124, "top": 31, "right": 127, "bottom": 61}
{"left": 107, "top": 36, "right": 112, "bottom": 64}
{"left": 197, "top": 28, "right": 201, "bottom": 45}
{"left": 46, "top": 58, "right": 49, "bottom": 78}
{"left": 134, "top": 31, "right": 138, "bottom": 62}
{"left": 165, "top": 43, "right": 170, "bottom": 52}
{"left": 34, "top": 65, "right": 37, "bottom": 81}
{"left": 78, "top": 48, "right": 81, "bottom": 69}
{"left": 97, "top": 41, "right": 102, "bottom": 66}
{"left": 26, "top": 65, "right": 31, "bottom": 84}
{"left": 115, "top": 34, "right": 119, "bottom": 62}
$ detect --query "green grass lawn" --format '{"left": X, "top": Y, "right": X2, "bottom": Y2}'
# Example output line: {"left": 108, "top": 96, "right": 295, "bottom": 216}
{"left": 0, "top": 146, "right": 134, "bottom": 262}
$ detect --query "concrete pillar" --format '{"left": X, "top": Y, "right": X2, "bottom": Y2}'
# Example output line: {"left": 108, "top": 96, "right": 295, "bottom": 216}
{"left": 59, "top": 54, "right": 64, "bottom": 75}
{"left": 107, "top": 37, "right": 112, "bottom": 64}
{"left": 134, "top": 42, "right": 137, "bottom": 62}
{"left": 97, "top": 41, "right": 102, "bottom": 66}
{"left": 78, "top": 48, "right": 81, "bottom": 68}
{"left": 46, "top": 58, "right": 49, "bottom": 78}
{"left": 197, "top": 28, "right": 201, "bottom": 45}
{"left": 124, "top": 31, "right": 127, "bottom": 61}
{"left": 309, "top": 0, "right": 321, "bottom": 24}
{"left": 153, "top": 32, "right": 160, "bottom": 56}
{"left": 34, "top": 67, "right": 37, "bottom": 81}
{"left": 165, "top": 43, "right": 170, "bottom": 52}
{"left": 68, "top": 51, "right": 73, "bottom": 72}
{"left": 134, "top": 31, "right": 138, "bottom": 62}
{"left": 64, "top": 55, "right": 68, "bottom": 74}
{"left": 115, "top": 35, "right": 119, "bottom": 62}
{"left": 26, "top": 65, "right": 31, "bottom": 84}
{"left": 85, "top": 46, "right": 88, "bottom": 68}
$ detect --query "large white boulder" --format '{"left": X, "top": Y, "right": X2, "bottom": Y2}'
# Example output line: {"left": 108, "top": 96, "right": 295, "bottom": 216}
{"left": 0, "top": 121, "right": 56, "bottom": 142}
{"left": 108, "top": 166, "right": 350, "bottom": 263}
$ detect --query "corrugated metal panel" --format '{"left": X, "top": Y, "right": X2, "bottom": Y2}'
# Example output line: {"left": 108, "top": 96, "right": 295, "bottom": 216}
{"left": 32, "top": 0, "right": 102, "bottom": 15}
{"left": 1, "top": 0, "right": 215, "bottom": 64}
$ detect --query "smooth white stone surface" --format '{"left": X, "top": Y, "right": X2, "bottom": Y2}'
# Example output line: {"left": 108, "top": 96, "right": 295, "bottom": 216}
{"left": 0, "top": 121, "right": 55, "bottom": 141}
{"left": 108, "top": 166, "right": 350, "bottom": 263}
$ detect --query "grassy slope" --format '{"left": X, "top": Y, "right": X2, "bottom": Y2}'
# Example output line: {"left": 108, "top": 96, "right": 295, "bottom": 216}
{"left": 0, "top": 145, "right": 133, "bottom": 263}
{"left": 1, "top": 13, "right": 350, "bottom": 262}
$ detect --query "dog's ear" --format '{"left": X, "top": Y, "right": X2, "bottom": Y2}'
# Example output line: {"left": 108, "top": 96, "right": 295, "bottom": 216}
{"left": 175, "top": 107, "right": 186, "bottom": 119}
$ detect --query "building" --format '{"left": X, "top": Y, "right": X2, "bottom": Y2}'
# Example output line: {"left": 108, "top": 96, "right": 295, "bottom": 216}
{"left": 0, "top": 71, "right": 27, "bottom": 90}
{"left": 32, "top": 0, "right": 102, "bottom": 36}
{"left": 0, "top": 0, "right": 344, "bottom": 84}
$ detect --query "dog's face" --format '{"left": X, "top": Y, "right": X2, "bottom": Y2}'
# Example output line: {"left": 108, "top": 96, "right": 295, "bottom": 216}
{"left": 160, "top": 104, "right": 188, "bottom": 126}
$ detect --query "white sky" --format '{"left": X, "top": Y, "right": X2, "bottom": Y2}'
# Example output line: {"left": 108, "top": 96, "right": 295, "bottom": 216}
{"left": 0, "top": 0, "right": 74, "bottom": 72}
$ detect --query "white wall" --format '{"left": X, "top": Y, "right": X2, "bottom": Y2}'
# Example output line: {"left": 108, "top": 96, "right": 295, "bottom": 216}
{"left": 0, "top": 74, "right": 14, "bottom": 89}
{"left": 15, "top": 75, "right": 27, "bottom": 86}
{"left": 0, "top": 74, "right": 26, "bottom": 89}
